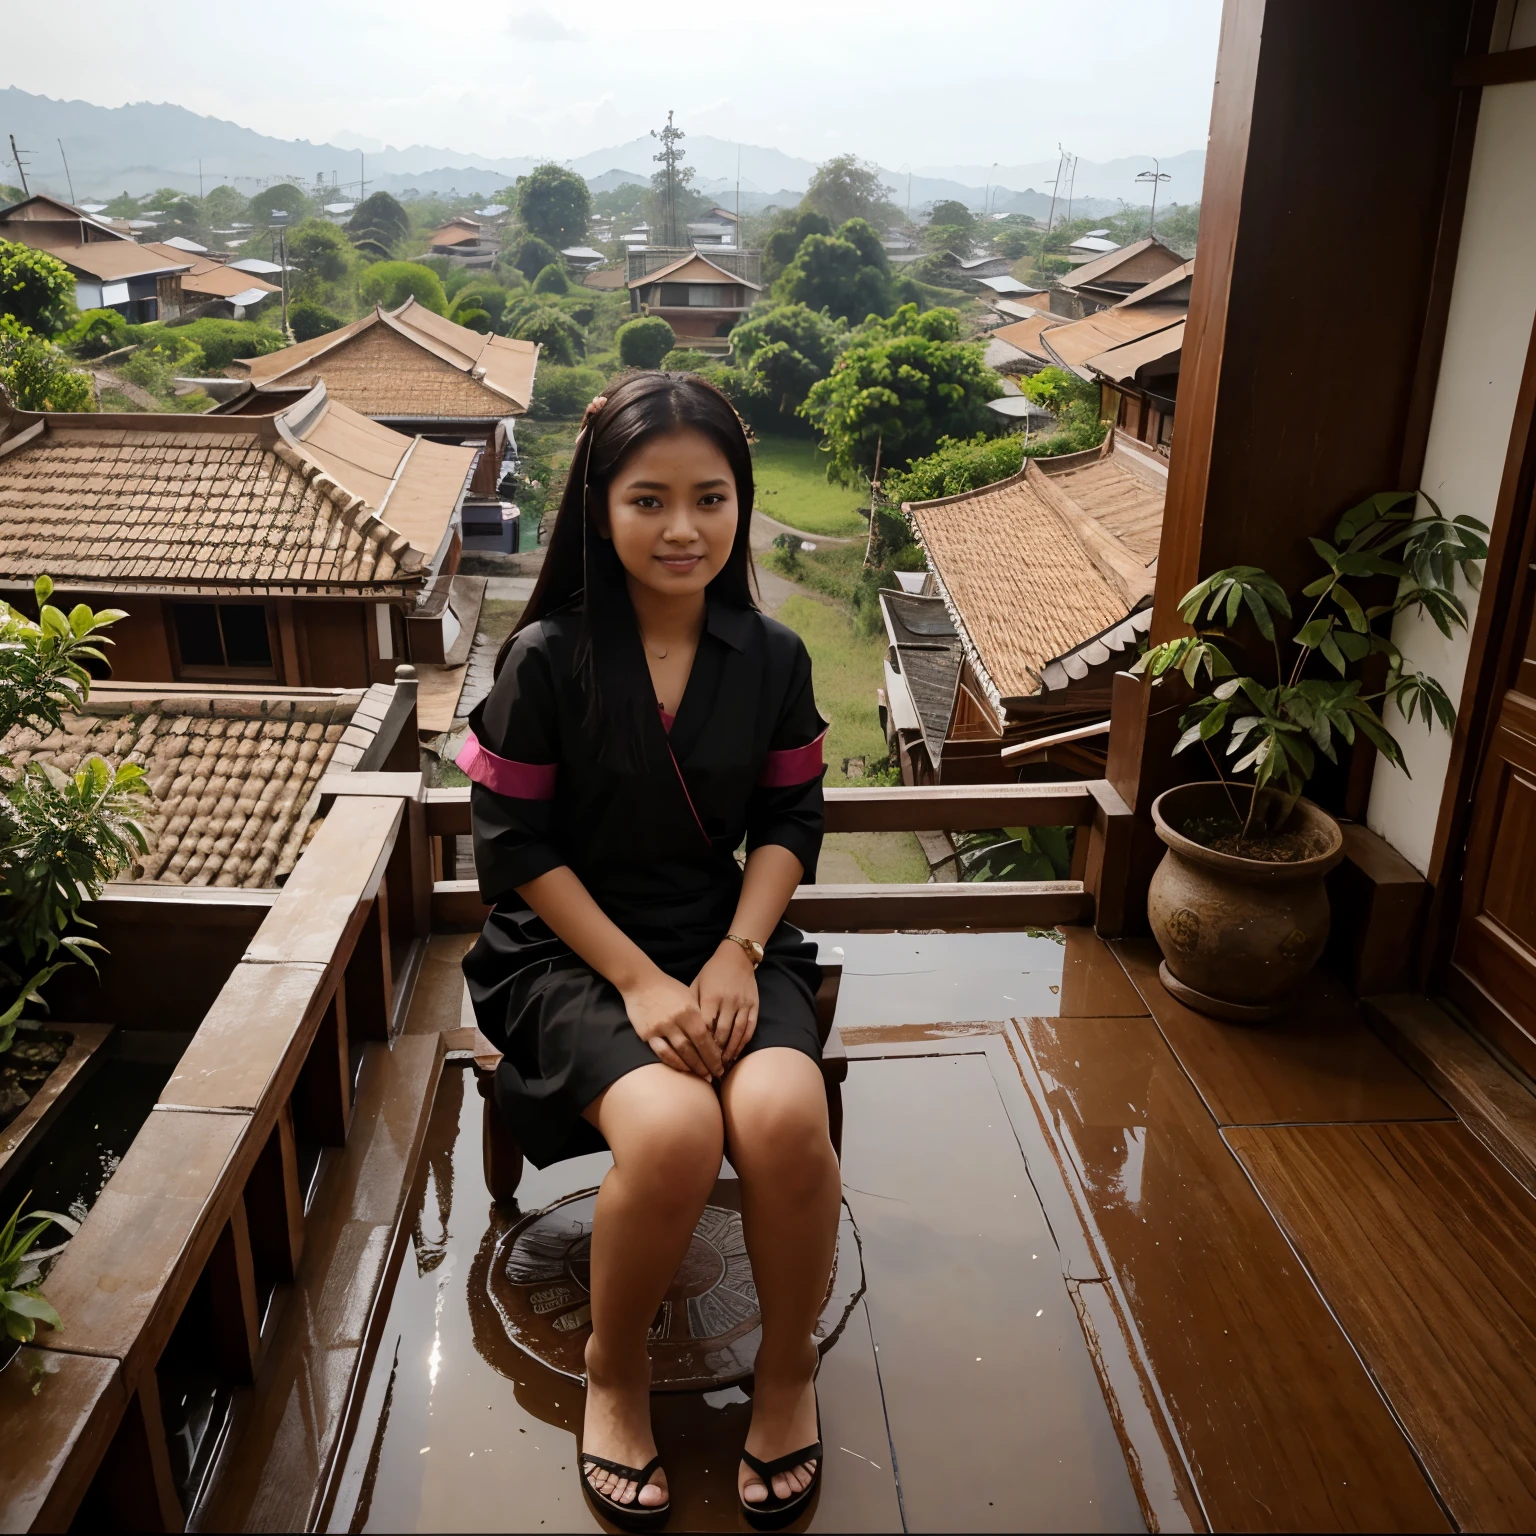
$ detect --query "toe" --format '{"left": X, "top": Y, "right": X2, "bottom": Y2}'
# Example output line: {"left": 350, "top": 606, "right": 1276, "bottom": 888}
{"left": 741, "top": 1471, "right": 769, "bottom": 1505}
{"left": 637, "top": 1477, "right": 667, "bottom": 1508}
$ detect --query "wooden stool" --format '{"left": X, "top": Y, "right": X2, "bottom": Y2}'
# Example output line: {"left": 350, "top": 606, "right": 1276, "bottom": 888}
{"left": 470, "top": 959, "right": 847, "bottom": 1205}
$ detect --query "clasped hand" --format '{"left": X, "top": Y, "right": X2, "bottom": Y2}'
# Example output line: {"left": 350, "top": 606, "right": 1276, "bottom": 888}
{"left": 620, "top": 941, "right": 759, "bottom": 1080}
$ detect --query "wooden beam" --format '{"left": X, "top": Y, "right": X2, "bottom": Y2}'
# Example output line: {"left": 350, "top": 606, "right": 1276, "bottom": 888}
{"left": 207, "top": 1197, "right": 261, "bottom": 1383}
{"left": 825, "top": 783, "right": 1095, "bottom": 831}
{"left": 426, "top": 782, "right": 1100, "bottom": 839}
{"left": 244, "top": 1104, "right": 305, "bottom": 1291}
{"left": 785, "top": 881, "right": 1093, "bottom": 930}
{"left": 1453, "top": 45, "right": 1536, "bottom": 85}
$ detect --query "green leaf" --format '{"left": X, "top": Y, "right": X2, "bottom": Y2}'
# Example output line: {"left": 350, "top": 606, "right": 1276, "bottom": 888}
{"left": 33, "top": 575, "right": 53, "bottom": 605}
{"left": 3, "top": 1290, "right": 61, "bottom": 1328}
{"left": 1332, "top": 583, "right": 1369, "bottom": 633}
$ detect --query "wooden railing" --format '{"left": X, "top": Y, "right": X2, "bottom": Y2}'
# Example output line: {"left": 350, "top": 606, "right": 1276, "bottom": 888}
{"left": 423, "top": 779, "right": 1134, "bottom": 935}
{"left": 6, "top": 786, "right": 435, "bottom": 1531}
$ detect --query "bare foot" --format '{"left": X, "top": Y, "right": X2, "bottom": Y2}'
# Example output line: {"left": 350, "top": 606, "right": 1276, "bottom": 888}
{"left": 582, "top": 1335, "right": 669, "bottom": 1510}
{"left": 740, "top": 1339, "right": 820, "bottom": 1507}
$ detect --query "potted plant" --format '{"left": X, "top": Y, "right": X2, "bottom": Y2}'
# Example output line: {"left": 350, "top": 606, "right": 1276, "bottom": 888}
{"left": 1134, "top": 492, "right": 1487, "bottom": 1020}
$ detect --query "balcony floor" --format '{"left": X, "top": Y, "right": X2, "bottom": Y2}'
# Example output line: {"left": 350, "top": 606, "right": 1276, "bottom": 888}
{"left": 234, "top": 926, "right": 1536, "bottom": 1534}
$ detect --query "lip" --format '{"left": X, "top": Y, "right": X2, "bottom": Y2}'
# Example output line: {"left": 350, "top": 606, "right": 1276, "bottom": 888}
{"left": 656, "top": 554, "right": 703, "bottom": 572}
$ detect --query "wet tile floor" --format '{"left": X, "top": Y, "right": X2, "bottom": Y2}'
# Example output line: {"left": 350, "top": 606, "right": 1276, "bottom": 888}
{"left": 327, "top": 930, "right": 1146, "bottom": 1533}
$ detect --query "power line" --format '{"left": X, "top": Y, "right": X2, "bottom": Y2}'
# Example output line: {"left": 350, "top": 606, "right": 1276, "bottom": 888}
{"left": 1136, "top": 158, "right": 1172, "bottom": 236}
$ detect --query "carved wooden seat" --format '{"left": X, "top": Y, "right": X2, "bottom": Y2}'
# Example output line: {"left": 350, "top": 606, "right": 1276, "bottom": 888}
{"left": 469, "top": 958, "right": 847, "bottom": 1204}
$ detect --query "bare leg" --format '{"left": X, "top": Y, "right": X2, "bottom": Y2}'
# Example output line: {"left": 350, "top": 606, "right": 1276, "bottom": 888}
{"left": 581, "top": 1063, "right": 723, "bottom": 1509}
{"left": 721, "top": 1047, "right": 841, "bottom": 1506}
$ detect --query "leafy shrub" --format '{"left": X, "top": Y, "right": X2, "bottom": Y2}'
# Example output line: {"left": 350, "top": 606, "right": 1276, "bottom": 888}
{"left": 359, "top": 261, "right": 448, "bottom": 316}
{"left": 59, "top": 308, "right": 128, "bottom": 359}
{"left": 0, "top": 318, "right": 95, "bottom": 412}
{"left": 616, "top": 315, "right": 675, "bottom": 370}
{"left": 882, "top": 434, "right": 1025, "bottom": 504}
{"left": 290, "top": 300, "right": 344, "bottom": 342}
{"left": 505, "top": 303, "right": 585, "bottom": 366}
{"left": 153, "top": 319, "right": 285, "bottom": 372}
{"left": 660, "top": 348, "right": 711, "bottom": 372}
{"left": 532, "top": 262, "right": 570, "bottom": 295}
{"left": 0, "top": 240, "right": 76, "bottom": 336}
{"left": 530, "top": 364, "right": 607, "bottom": 419}
{"left": 513, "top": 236, "right": 561, "bottom": 283}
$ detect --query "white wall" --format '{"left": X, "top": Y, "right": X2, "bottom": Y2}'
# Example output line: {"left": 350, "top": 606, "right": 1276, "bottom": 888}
{"left": 1366, "top": 80, "right": 1536, "bottom": 872}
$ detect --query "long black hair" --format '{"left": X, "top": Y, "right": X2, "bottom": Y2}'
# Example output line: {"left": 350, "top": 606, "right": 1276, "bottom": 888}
{"left": 496, "top": 371, "right": 758, "bottom": 764}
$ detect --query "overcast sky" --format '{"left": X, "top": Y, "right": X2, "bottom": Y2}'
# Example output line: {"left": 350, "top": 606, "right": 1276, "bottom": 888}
{"left": 4, "top": 0, "right": 1223, "bottom": 169}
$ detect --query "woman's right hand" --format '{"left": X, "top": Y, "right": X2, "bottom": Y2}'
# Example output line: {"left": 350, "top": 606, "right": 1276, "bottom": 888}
{"left": 620, "top": 971, "right": 724, "bottom": 1080}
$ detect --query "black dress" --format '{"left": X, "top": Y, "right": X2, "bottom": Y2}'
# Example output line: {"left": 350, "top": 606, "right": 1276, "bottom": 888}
{"left": 459, "top": 596, "right": 828, "bottom": 1168}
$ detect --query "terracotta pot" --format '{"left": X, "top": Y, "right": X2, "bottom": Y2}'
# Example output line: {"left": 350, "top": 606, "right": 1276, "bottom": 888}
{"left": 1148, "top": 783, "right": 1345, "bottom": 1022}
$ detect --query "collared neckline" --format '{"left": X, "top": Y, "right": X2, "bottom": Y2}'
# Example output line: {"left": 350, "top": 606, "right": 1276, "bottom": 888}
{"left": 705, "top": 594, "right": 757, "bottom": 653}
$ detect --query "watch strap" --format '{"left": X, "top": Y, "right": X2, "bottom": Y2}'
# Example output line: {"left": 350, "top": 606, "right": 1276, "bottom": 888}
{"left": 724, "top": 932, "right": 764, "bottom": 967}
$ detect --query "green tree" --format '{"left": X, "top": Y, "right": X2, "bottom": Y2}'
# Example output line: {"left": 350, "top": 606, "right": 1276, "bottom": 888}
{"left": 346, "top": 192, "right": 411, "bottom": 258}
{"left": 359, "top": 261, "right": 448, "bottom": 316}
{"left": 773, "top": 232, "right": 890, "bottom": 323}
{"left": 287, "top": 218, "right": 354, "bottom": 292}
{"left": 616, "top": 314, "right": 675, "bottom": 370}
{"left": 927, "top": 199, "right": 974, "bottom": 230}
{"left": 532, "top": 262, "right": 570, "bottom": 295}
{"left": 202, "top": 184, "right": 247, "bottom": 230}
{"left": 506, "top": 302, "right": 585, "bottom": 366}
{"left": 0, "top": 318, "right": 95, "bottom": 411}
{"left": 730, "top": 303, "right": 845, "bottom": 426}
{"left": 516, "top": 163, "right": 592, "bottom": 249}
{"left": 59, "top": 308, "right": 128, "bottom": 358}
{"left": 800, "top": 305, "right": 1003, "bottom": 484}
{"left": 0, "top": 240, "right": 76, "bottom": 336}
{"left": 762, "top": 210, "right": 833, "bottom": 285}
{"left": 247, "top": 184, "right": 313, "bottom": 227}
{"left": 593, "top": 182, "right": 647, "bottom": 221}
{"left": 800, "top": 155, "right": 899, "bottom": 229}
{"left": 290, "top": 299, "right": 344, "bottom": 341}
{"left": 513, "top": 236, "right": 561, "bottom": 283}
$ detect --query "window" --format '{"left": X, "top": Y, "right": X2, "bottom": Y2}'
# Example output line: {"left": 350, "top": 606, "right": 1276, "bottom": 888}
{"left": 173, "top": 602, "right": 275, "bottom": 676}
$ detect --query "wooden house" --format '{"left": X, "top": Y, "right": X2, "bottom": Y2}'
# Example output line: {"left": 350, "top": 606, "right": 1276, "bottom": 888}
{"left": 423, "top": 217, "right": 497, "bottom": 265}
{"left": 0, "top": 193, "right": 190, "bottom": 322}
{"left": 0, "top": 381, "right": 476, "bottom": 689}
{"left": 1050, "top": 235, "right": 1186, "bottom": 318}
{"left": 221, "top": 299, "right": 538, "bottom": 500}
{"left": 896, "top": 432, "right": 1165, "bottom": 783}
{"left": 140, "top": 243, "right": 281, "bottom": 320}
{"left": 625, "top": 250, "right": 762, "bottom": 353}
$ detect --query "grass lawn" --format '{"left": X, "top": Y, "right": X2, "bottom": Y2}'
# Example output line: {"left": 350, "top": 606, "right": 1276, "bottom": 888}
{"left": 818, "top": 831, "right": 930, "bottom": 884}
{"left": 776, "top": 595, "right": 886, "bottom": 780}
{"left": 751, "top": 436, "right": 869, "bottom": 538}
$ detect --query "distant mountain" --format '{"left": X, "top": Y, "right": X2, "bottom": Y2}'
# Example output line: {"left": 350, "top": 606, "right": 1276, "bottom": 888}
{"left": 0, "top": 87, "right": 1202, "bottom": 216}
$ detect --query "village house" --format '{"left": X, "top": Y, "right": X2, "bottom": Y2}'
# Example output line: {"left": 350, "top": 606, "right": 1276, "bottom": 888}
{"left": 1049, "top": 233, "right": 1187, "bottom": 318}
{"left": 889, "top": 430, "right": 1165, "bottom": 784}
{"left": 625, "top": 248, "right": 763, "bottom": 353}
{"left": 221, "top": 298, "right": 538, "bottom": 509}
{"left": 0, "top": 381, "right": 476, "bottom": 689}
{"left": 421, "top": 216, "right": 497, "bottom": 266}
{"left": 139, "top": 241, "right": 282, "bottom": 320}
{"left": 0, "top": 193, "right": 191, "bottom": 322}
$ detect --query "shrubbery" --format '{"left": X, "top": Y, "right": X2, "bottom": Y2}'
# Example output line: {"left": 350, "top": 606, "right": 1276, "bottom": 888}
{"left": 529, "top": 364, "right": 607, "bottom": 419}
{"left": 290, "top": 300, "right": 344, "bottom": 342}
{"left": 616, "top": 315, "right": 675, "bottom": 370}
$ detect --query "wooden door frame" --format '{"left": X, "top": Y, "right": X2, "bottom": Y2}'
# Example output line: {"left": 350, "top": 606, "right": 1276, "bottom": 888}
{"left": 1423, "top": 314, "right": 1536, "bottom": 985}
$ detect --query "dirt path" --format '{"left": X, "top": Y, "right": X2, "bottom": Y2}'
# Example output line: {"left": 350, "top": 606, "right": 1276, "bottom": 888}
{"left": 750, "top": 511, "right": 843, "bottom": 617}
{"left": 93, "top": 371, "right": 159, "bottom": 409}
{"left": 751, "top": 509, "right": 862, "bottom": 547}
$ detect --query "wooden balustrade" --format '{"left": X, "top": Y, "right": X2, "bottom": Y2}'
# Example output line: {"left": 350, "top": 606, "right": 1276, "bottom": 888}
{"left": 423, "top": 781, "right": 1133, "bottom": 935}
{"left": 4, "top": 790, "right": 432, "bottom": 1532}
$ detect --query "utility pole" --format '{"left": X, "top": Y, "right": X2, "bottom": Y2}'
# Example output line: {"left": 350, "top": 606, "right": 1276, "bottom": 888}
{"left": 57, "top": 139, "right": 76, "bottom": 203}
{"left": 651, "top": 110, "right": 685, "bottom": 246}
{"left": 1065, "top": 154, "right": 1078, "bottom": 225}
{"left": 9, "top": 135, "right": 32, "bottom": 197}
{"left": 1136, "top": 158, "right": 1172, "bottom": 236}
{"left": 198, "top": 158, "right": 204, "bottom": 200}
{"left": 1044, "top": 145, "right": 1065, "bottom": 236}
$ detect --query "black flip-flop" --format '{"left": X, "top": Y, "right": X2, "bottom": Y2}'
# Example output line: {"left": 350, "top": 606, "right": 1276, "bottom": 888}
{"left": 738, "top": 1396, "right": 822, "bottom": 1531}
{"left": 580, "top": 1451, "right": 671, "bottom": 1531}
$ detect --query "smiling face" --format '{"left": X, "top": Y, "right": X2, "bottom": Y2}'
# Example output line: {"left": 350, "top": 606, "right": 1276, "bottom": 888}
{"left": 603, "top": 427, "right": 740, "bottom": 600}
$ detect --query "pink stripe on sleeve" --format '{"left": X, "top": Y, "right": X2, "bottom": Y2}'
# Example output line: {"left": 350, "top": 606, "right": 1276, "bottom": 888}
{"left": 455, "top": 730, "right": 557, "bottom": 800}
{"left": 759, "top": 728, "right": 827, "bottom": 788}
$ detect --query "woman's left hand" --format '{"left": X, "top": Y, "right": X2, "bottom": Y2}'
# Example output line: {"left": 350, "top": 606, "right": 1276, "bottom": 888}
{"left": 693, "top": 941, "right": 759, "bottom": 1067}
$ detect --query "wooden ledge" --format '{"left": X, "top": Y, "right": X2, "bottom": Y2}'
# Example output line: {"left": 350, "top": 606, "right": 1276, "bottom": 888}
{"left": 1453, "top": 45, "right": 1536, "bottom": 86}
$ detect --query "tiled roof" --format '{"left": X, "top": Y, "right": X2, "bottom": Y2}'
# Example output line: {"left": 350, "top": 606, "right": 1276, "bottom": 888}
{"left": 0, "top": 687, "right": 391, "bottom": 888}
{"left": 906, "top": 434, "right": 1163, "bottom": 706}
{"left": 0, "top": 385, "right": 473, "bottom": 595}
{"left": 231, "top": 299, "right": 538, "bottom": 417}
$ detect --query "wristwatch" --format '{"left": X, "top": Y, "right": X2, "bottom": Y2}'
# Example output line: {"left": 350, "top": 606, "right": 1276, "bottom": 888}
{"left": 724, "top": 932, "right": 765, "bottom": 968}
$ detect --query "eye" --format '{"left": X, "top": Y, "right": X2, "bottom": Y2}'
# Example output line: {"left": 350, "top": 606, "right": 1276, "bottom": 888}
{"left": 632, "top": 495, "right": 663, "bottom": 509}
{"left": 698, "top": 493, "right": 728, "bottom": 507}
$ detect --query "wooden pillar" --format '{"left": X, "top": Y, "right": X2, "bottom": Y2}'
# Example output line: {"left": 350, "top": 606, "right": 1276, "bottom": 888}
{"left": 345, "top": 890, "right": 393, "bottom": 1041}
{"left": 294, "top": 982, "right": 351, "bottom": 1148}
{"left": 94, "top": 1371, "right": 184, "bottom": 1531}
{"left": 1109, "top": 0, "right": 1491, "bottom": 925}
{"left": 244, "top": 1104, "right": 305, "bottom": 1291}
{"left": 207, "top": 1198, "right": 261, "bottom": 1383}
